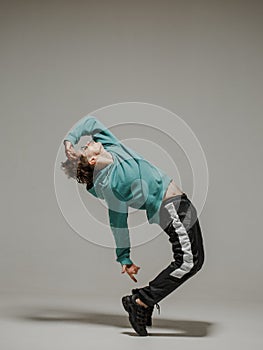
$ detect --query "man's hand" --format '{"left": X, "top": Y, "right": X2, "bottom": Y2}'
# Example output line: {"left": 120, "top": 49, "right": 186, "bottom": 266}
{"left": 121, "top": 263, "right": 141, "bottom": 282}
{"left": 64, "top": 140, "right": 80, "bottom": 160}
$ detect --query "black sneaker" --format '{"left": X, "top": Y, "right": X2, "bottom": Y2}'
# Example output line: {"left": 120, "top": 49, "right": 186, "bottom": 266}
{"left": 145, "top": 305, "right": 154, "bottom": 327}
{"left": 131, "top": 289, "right": 160, "bottom": 327}
{"left": 122, "top": 294, "right": 148, "bottom": 336}
{"left": 132, "top": 290, "right": 154, "bottom": 327}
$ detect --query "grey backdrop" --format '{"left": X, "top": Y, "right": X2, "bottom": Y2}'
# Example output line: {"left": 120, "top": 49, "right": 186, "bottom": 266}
{"left": 1, "top": 0, "right": 262, "bottom": 304}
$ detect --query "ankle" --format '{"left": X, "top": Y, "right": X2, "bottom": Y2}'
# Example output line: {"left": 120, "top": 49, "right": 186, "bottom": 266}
{"left": 135, "top": 298, "right": 148, "bottom": 308}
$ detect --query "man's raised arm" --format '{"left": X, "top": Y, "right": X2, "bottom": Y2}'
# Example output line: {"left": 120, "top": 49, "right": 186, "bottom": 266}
{"left": 64, "top": 116, "right": 120, "bottom": 147}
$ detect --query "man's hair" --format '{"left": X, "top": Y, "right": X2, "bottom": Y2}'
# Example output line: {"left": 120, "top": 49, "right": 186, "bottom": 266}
{"left": 60, "top": 155, "right": 95, "bottom": 189}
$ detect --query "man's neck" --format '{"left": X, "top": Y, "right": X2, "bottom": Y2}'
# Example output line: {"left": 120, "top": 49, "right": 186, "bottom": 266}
{"left": 95, "top": 150, "right": 114, "bottom": 170}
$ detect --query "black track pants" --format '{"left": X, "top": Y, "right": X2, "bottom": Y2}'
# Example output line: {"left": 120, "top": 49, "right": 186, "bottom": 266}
{"left": 132, "top": 192, "right": 205, "bottom": 308}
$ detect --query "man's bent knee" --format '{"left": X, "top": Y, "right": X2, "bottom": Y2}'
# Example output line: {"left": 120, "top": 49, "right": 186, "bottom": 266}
{"left": 194, "top": 254, "right": 205, "bottom": 273}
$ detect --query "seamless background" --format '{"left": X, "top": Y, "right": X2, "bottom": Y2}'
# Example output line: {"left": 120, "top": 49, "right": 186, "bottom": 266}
{"left": 0, "top": 0, "right": 262, "bottom": 304}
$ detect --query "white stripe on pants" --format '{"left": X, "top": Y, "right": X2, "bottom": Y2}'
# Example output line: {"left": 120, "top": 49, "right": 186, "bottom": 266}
{"left": 165, "top": 202, "right": 194, "bottom": 279}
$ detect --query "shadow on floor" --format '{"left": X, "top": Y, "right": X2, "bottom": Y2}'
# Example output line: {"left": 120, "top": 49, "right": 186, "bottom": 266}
{"left": 16, "top": 307, "right": 214, "bottom": 337}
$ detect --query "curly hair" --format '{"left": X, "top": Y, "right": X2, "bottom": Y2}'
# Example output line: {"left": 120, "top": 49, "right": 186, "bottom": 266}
{"left": 60, "top": 154, "right": 95, "bottom": 189}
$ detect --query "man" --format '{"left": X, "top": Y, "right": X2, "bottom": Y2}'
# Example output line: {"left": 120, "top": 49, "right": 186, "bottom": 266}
{"left": 61, "top": 116, "right": 205, "bottom": 336}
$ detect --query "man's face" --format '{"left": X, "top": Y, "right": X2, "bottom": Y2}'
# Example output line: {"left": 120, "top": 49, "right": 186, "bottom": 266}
{"left": 81, "top": 140, "right": 104, "bottom": 164}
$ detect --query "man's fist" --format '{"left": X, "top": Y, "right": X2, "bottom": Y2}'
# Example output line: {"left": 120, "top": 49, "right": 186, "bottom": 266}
{"left": 121, "top": 263, "right": 141, "bottom": 282}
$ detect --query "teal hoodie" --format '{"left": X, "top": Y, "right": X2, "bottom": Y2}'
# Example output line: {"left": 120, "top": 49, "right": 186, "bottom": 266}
{"left": 64, "top": 116, "right": 172, "bottom": 265}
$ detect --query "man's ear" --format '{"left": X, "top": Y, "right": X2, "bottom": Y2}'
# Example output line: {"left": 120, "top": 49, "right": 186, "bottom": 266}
{"left": 88, "top": 156, "right": 97, "bottom": 166}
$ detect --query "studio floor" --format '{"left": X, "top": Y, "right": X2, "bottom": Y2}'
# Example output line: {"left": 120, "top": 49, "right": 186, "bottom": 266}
{"left": 0, "top": 293, "right": 262, "bottom": 349}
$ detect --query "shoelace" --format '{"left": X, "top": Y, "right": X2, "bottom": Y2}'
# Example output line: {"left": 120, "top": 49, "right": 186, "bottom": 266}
{"left": 145, "top": 303, "right": 161, "bottom": 319}
{"left": 155, "top": 302, "right": 161, "bottom": 315}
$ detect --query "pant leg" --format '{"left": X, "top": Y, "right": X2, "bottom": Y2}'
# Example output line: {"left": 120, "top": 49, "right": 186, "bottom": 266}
{"left": 133, "top": 193, "right": 205, "bottom": 307}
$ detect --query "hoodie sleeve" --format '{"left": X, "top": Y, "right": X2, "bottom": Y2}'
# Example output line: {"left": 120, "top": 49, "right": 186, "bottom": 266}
{"left": 64, "top": 116, "right": 120, "bottom": 147}
{"left": 108, "top": 201, "right": 133, "bottom": 266}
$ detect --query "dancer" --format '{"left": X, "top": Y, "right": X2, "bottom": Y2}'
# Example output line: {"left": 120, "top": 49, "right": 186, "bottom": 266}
{"left": 61, "top": 116, "right": 205, "bottom": 336}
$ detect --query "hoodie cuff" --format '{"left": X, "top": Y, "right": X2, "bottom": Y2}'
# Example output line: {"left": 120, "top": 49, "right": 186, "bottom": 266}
{"left": 64, "top": 135, "right": 76, "bottom": 146}
{"left": 117, "top": 257, "right": 133, "bottom": 266}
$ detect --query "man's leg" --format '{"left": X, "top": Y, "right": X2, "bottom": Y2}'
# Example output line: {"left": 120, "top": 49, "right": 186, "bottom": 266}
{"left": 133, "top": 193, "right": 205, "bottom": 308}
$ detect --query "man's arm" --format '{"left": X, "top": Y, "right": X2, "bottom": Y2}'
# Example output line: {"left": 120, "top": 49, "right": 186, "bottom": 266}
{"left": 108, "top": 203, "right": 133, "bottom": 266}
{"left": 108, "top": 204, "right": 141, "bottom": 282}
{"left": 64, "top": 116, "right": 120, "bottom": 147}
